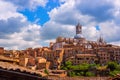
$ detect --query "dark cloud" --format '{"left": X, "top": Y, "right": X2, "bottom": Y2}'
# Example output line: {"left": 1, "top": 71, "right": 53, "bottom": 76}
{"left": 0, "top": 17, "right": 28, "bottom": 35}
{"left": 41, "top": 23, "right": 64, "bottom": 40}
{"left": 0, "top": 17, "right": 28, "bottom": 39}
{"left": 54, "top": 12, "right": 79, "bottom": 25}
{"left": 76, "top": 0, "right": 114, "bottom": 22}
{"left": 40, "top": 22, "right": 75, "bottom": 40}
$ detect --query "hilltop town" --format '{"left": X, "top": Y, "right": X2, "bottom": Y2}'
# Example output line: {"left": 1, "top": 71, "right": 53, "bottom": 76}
{"left": 0, "top": 23, "right": 120, "bottom": 79}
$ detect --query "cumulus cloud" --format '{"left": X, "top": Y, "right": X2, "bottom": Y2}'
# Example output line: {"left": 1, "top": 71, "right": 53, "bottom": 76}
{"left": 0, "top": 0, "right": 41, "bottom": 49}
{"left": 49, "top": 0, "right": 95, "bottom": 25}
{"left": 99, "top": 21, "right": 120, "bottom": 42}
{"left": 0, "top": 17, "right": 28, "bottom": 35}
{"left": 5, "top": 0, "right": 48, "bottom": 10}
{"left": 0, "top": 20, "right": 41, "bottom": 49}
{"left": 41, "top": 21, "right": 75, "bottom": 40}
{"left": 0, "top": 0, "right": 25, "bottom": 20}
{"left": 0, "top": 38, "right": 41, "bottom": 50}
{"left": 76, "top": 0, "right": 114, "bottom": 22}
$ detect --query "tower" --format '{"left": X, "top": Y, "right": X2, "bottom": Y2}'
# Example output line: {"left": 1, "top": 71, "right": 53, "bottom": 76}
{"left": 76, "top": 23, "right": 82, "bottom": 34}
{"left": 74, "top": 23, "right": 84, "bottom": 39}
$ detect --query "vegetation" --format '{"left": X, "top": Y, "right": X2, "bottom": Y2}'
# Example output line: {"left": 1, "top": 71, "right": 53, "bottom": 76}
{"left": 44, "top": 69, "right": 49, "bottom": 75}
{"left": 61, "top": 61, "right": 120, "bottom": 77}
{"left": 107, "top": 61, "right": 118, "bottom": 71}
{"left": 86, "top": 72, "right": 95, "bottom": 77}
{"left": 107, "top": 62, "right": 120, "bottom": 76}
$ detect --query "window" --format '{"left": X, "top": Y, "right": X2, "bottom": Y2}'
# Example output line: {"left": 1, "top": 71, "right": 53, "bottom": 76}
{"left": 86, "top": 58, "right": 89, "bottom": 60}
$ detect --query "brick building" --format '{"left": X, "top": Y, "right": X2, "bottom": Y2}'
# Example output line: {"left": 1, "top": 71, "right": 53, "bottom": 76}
{"left": 0, "top": 47, "right": 4, "bottom": 54}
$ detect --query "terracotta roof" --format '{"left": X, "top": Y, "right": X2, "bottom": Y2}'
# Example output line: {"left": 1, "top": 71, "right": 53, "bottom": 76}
{"left": 0, "top": 61, "right": 46, "bottom": 77}
{"left": 0, "top": 55, "right": 19, "bottom": 62}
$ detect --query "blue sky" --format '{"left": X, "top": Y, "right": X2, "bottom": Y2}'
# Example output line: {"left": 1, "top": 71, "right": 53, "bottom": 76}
{"left": 19, "top": 0, "right": 61, "bottom": 25}
{"left": 0, "top": 0, "right": 120, "bottom": 49}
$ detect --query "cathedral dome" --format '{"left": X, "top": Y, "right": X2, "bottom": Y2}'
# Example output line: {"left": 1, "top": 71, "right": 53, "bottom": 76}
{"left": 56, "top": 36, "right": 64, "bottom": 42}
{"left": 74, "top": 34, "right": 84, "bottom": 39}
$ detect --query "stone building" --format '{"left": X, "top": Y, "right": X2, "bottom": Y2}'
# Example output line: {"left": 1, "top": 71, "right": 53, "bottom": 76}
{"left": 0, "top": 47, "right": 4, "bottom": 54}
{"left": 36, "top": 57, "right": 48, "bottom": 70}
{"left": 19, "top": 57, "right": 28, "bottom": 67}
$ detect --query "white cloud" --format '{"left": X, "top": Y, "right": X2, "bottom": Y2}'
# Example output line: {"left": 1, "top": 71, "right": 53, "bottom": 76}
{"left": 10, "top": 24, "right": 41, "bottom": 41}
{"left": 0, "top": 0, "right": 25, "bottom": 20}
{"left": 40, "top": 21, "right": 75, "bottom": 40}
{"left": 48, "top": 0, "right": 94, "bottom": 25}
{"left": 0, "top": 0, "right": 41, "bottom": 49}
{"left": 30, "top": 0, "right": 48, "bottom": 8}
{"left": 0, "top": 24, "right": 41, "bottom": 50}
{"left": 0, "top": 38, "right": 41, "bottom": 50}
{"left": 5, "top": 0, "right": 48, "bottom": 10}
{"left": 113, "top": 0, "right": 120, "bottom": 8}
{"left": 99, "top": 21, "right": 120, "bottom": 42}
{"left": 110, "top": 41, "right": 120, "bottom": 46}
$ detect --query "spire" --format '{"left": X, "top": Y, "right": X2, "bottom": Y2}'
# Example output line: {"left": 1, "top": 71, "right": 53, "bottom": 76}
{"left": 97, "top": 35, "right": 106, "bottom": 44}
{"left": 76, "top": 23, "right": 82, "bottom": 34}
{"left": 98, "top": 36, "right": 103, "bottom": 43}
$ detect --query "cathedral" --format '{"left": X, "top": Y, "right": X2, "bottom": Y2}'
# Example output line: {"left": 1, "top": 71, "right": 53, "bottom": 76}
{"left": 51, "top": 23, "right": 106, "bottom": 50}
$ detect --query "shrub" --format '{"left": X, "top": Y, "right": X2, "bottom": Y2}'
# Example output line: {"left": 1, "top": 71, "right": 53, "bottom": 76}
{"left": 44, "top": 69, "right": 49, "bottom": 75}
{"left": 109, "top": 70, "right": 120, "bottom": 77}
{"left": 86, "top": 72, "right": 95, "bottom": 77}
{"left": 68, "top": 71, "right": 76, "bottom": 77}
{"left": 116, "top": 65, "right": 120, "bottom": 70}
{"left": 107, "top": 61, "right": 117, "bottom": 71}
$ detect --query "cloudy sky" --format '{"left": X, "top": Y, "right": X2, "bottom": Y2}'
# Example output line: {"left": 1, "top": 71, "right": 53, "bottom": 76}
{"left": 0, "top": 0, "right": 120, "bottom": 50}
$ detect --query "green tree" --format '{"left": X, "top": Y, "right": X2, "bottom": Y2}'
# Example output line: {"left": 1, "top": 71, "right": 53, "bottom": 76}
{"left": 44, "top": 69, "right": 49, "bottom": 75}
{"left": 79, "top": 63, "right": 90, "bottom": 76}
{"left": 109, "top": 70, "right": 120, "bottom": 77}
{"left": 116, "top": 64, "right": 120, "bottom": 70}
{"left": 86, "top": 72, "right": 95, "bottom": 77}
{"left": 68, "top": 71, "right": 76, "bottom": 77}
{"left": 107, "top": 61, "right": 118, "bottom": 71}
{"left": 61, "top": 61, "right": 72, "bottom": 70}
